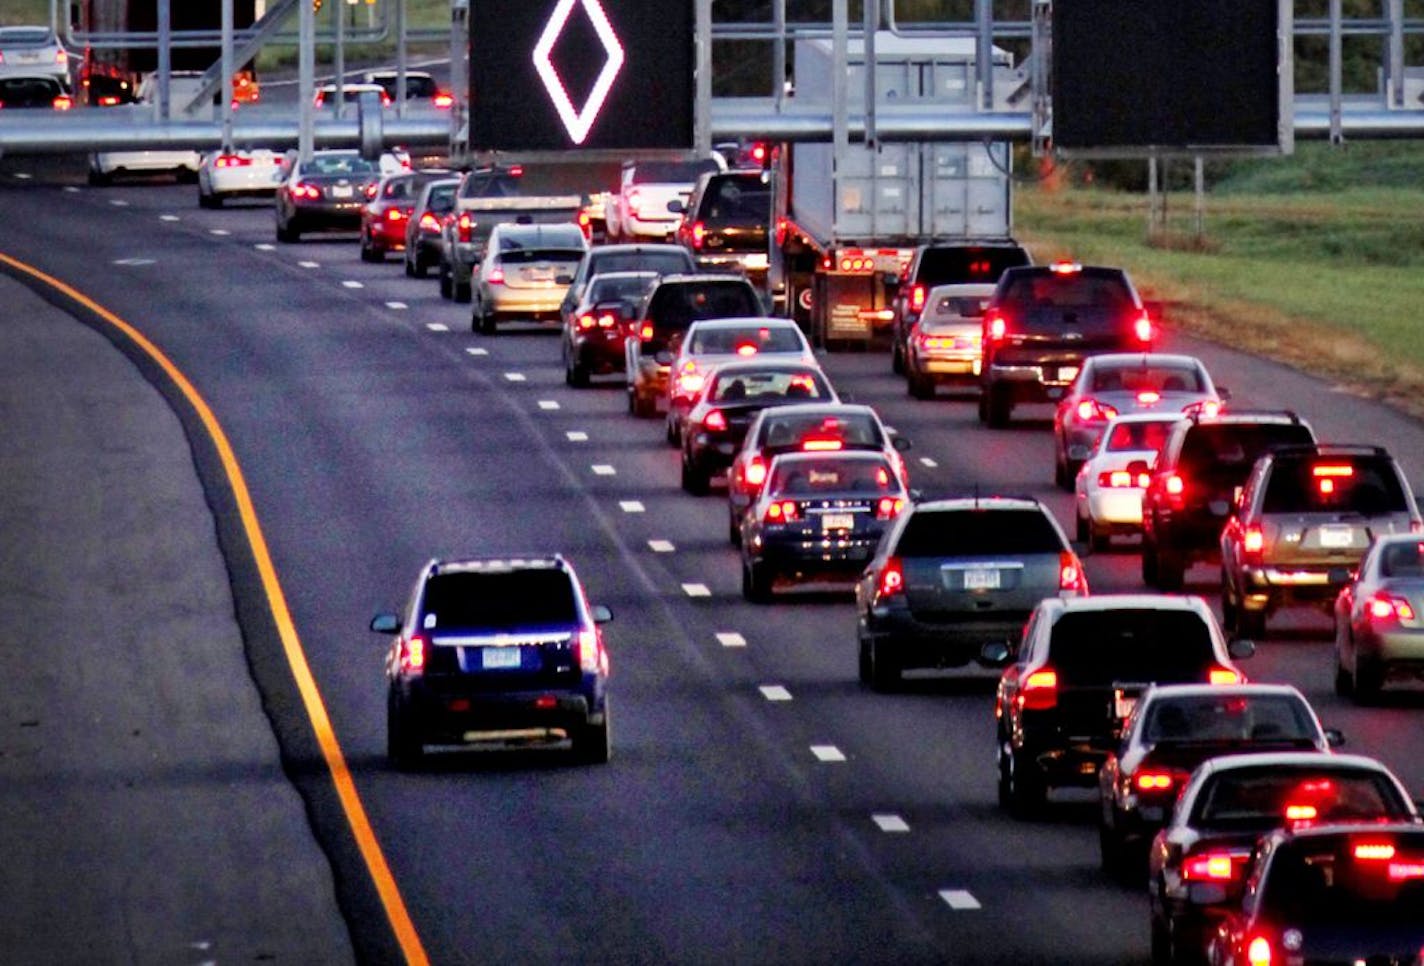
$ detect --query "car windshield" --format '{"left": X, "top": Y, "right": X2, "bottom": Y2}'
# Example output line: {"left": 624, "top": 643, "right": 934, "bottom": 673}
{"left": 1142, "top": 694, "right": 1319, "bottom": 745}
{"left": 301, "top": 154, "right": 378, "bottom": 176}
{"left": 759, "top": 412, "right": 883, "bottom": 451}
{"left": 710, "top": 369, "right": 830, "bottom": 403}
{"left": 689, "top": 325, "right": 801, "bottom": 355}
{"left": 1091, "top": 363, "right": 1204, "bottom": 393}
{"left": 631, "top": 159, "right": 722, "bottom": 183}
{"left": 588, "top": 274, "right": 656, "bottom": 303}
{"left": 1193, "top": 769, "right": 1410, "bottom": 830}
{"left": 1106, "top": 420, "right": 1176, "bottom": 453}
{"left": 421, "top": 570, "right": 578, "bottom": 630}
{"left": 1260, "top": 837, "right": 1424, "bottom": 925}
{"left": 589, "top": 251, "right": 691, "bottom": 276}
{"left": 769, "top": 458, "right": 897, "bottom": 496}
{"left": 1380, "top": 540, "right": 1424, "bottom": 578}
{"left": 1047, "top": 609, "right": 1216, "bottom": 686}
{"left": 1178, "top": 423, "right": 1314, "bottom": 478}
{"left": 699, "top": 176, "right": 770, "bottom": 223}
{"left": 1261, "top": 456, "right": 1408, "bottom": 515}
{"left": 894, "top": 508, "right": 1063, "bottom": 557}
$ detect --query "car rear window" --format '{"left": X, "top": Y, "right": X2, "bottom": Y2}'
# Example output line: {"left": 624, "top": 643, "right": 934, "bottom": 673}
{"left": 301, "top": 154, "right": 378, "bottom": 176}
{"left": 1106, "top": 419, "right": 1176, "bottom": 452}
{"left": 894, "top": 508, "right": 1064, "bottom": 557}
{"left": 1381, "top": 541, "right": 1424, "bottom": 578}
{"left": 1262, "top": 456, "right": 1408, "bottom": 515}
{"left": 769, "top": 457, "right": 896, "bottom": 496}
{"left": 925, "top": 295, "right": 991, "bottom": 321}
{"left": 697, "top": 175, "right": 770, "bottom": 224}
{"left": 0, "top": 27, "right": 55, "bottom": 45}
{"left": 1142, "top": 694, "right": 1319, "bottom": 744}
{"left": 588, "top": 274, "right": 656, "bottom": 304}
{"left": 689, "top": 325, "right": 802, "bottom": 355}
{"left": 421, "top": 570, "right": 578, "bottom": 630}
{"left": 649, "top": 282, "right": 762, "bottom": 330}
{"left": 759, "top": 412, "right": 884, "bottom": 451}
{"left": 1047, "top": 609, "right": 1216, "bottom": 686}
{"left": 917, "top": 246, "right": 1030, "bottom": 286}
{"left": 382, "top": 178, "right": 416, "bottom": 200}
{"left": 497, "top": 247, "right": 584, "bottom": 266}
{"left": 590, "top": 251, "right": 693, "bottom": 277}
{"left": 1261, "top": 836, "right": 1424, "bottom": 925}
{"left": 426, "top": 184, "right": 457, "bottom": 212}
{"left": 460, "top": 171, "right": 522, "bottom": 198}
{"left": 998, "top": 271, "right": 1135, "bottom": 313}
{"left": 1178, "top": 423, "right": 1314, "bottom": 477}
{"left": 1091, "top": 363, "right": 1204, "bottom": 394}
{"left": 711, "top": 369, "right": 830, "bottom": 403}
{"left": 1193, "top": 768, "right": 1411, "bottom": 830}
{"left": 632, "top": 159, "right": 722, "bottom": 183}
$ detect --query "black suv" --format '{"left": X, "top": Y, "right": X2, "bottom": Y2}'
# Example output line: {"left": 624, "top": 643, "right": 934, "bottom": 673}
{"left": 625, "top": 273, "right": 765, "bottom": 418}
{"left": 990, "top": 595, "right": 1253, "bottom": 817}
{"left": 673, "top": 170, "right": 771, "bottom": 287}
{"left": 370, "top": 555, "right": 613, "bottom": 767}
{"left": 1141, "top": 411, "right": 1317, "bottom": 591}
{"left": 1220, "top": 444, "right": 1421, "bottom": 638}
{"left": 890, "top": 241, "right": 1031, "bottom": 374}
{"left": 978, "top": 262, "right": 1156, "bottom": 427}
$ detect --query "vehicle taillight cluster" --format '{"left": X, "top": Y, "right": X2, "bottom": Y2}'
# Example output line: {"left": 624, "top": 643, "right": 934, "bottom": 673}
{"left": 1368, "top": 592, "right": 1417, "bottom": 623}
{"left": 291, "top": 182, "right": 322, "bottom": 201}
{"left": 1059, "top": 550, "right": 1087, "bottom": 593}
{"left": 385, "top": 207, "right": 406, "bottom": 223}
{"left": 986, "top": 311, "right": 1008, "bottom": 342}
{"left": 574, "top": 627, "right": 605, "bottom": 674}
{"left": 1133, "top": 312, "right": 1155, "bottom": 343}
{"left": 578, "top": 311, "right": 619, "bottom": 330}
{"left": 875, "top": 557, "right": 905, "bottom": 600}
{"left": 1100, "top": 469, "right": 1152, "bottom": 489}
{"left": 456, "top": 212, "right": 474, "bottom": 243}
{"left": 1018, "top": 667, "right": 1058, "bottom": 711}
{"left": 1076, "top": 399, "right": 1119, "bottom": 423}
{"left": 433, "top": 91, "right": 455, "bottom": 109}
{"left": 399, "top": 634, "right": 427, "bottom": 674}
{"left": 1242, "top": 525, "right": 1265, "bottom": 562}
{"left": 1208, "top": 665, "right": 1244, "bottom": 685}
{"left": 742, "top": 458, "right": 767, "bottom": 488}
{"left": 690, "top": 221, "right": 706, "bottom": 249}
{"left": 487, "top": 266, "right": 505, "bottom": 285}
{"left": 418, "top": 212, "right": 441, "bottom": 233}
{"left": 764, "top": 499, "right": 800, "bottom": 524}
{"left": 703, "top": 409, "right": 728, "bottom": 432}
{"left": 909, "top": 284, "right": 926, "bottom": 314}
{"left": 1133, "top": 770, "right": 1176, "bottom": 792}
{"left": 1182, "top": 849, "right": 1248, "bottom": 882}
{"left": 875, "top": 496, "right": 905, "bottom": 520}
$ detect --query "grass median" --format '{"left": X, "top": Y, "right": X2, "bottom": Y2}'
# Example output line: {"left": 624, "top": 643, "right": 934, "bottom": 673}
{"left": 1015, "top": 143, "right": 1424, "bottom": 420}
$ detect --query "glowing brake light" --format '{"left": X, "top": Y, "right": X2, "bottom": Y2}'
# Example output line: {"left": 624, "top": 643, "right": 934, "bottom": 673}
{"left": 690, "top": 221, "right": 706, "bottom": 249}
{"left": 1019, "top": 668, "right": 1058, "bottom": 710}
{"left": 703, "top": 409, "right": 728, "bottom": 432}
{"left": 399, "top": 635, "right": 427, "bottom": 673}
{"left": 1134, "top": 771, "right": 1175, "bottom": 792}
{"left": 1182, "top": 853, "right": 1239, "bottom": 882}
{"left": 1368, "top": 593, "right": 1417, "bottom": 623}
{"left": 1136, "top": 390, "right": 1161, "bottom": 405}
{"left": 1059, "top": 551, "right": 1086, "bottom": 593}
{"left": 802, "top": 439, "right": 843, "bottom": 452}
{"left": 1208, "top": 666, "right": 1243, "bottom": 685}
{"left": 292, "top": 182, "right": 321, "bottom": 200}
{"left": 677, "top": 372, "right": 705, "bottom": 395}
{"left": 1076, "top": 399, "right": 1119, "bottom": 423}
{"left": 743, "top": 458, "right": 767, "bottom": 488}
{"left": 1284, "top": 804, "right": 1318, "bottom": 822}
{"left": 876, "top": 557, "right": 905, "bottom": 599}
{"left": 987, "top": 312, "right": 1007, "bottom": 342}
{"left": 1049, "top": 260, "right": 1082, "bottom": 274}
{"left": 1246, "top": 936, "right": 1273, "bottom": 966}
{"left": 875, "top": 496, "right": 905, "bottom": 519}
{"left": 735, "top": 342, "right": 758, "bottom": 356}
{"left": 1243, "top": 525, "right": 1265, "bottom": 560}
{"left": 487, "top": 266, "right": 505, "bottom": 285}
{"left": 575, "top": 627, "right": 603, "bottom": 673}
{"left": 910, "top": 284, "right": 927, "bottom": 313}
{"left": 765, "top": 499, "right": 799, "bottom": 523}
{"left": 1102, "top": 469, "right": 1151, "bottom": 489}
{"left": 418, "top": 212, "right": 441, "bottom": 232}
{"left": 385, "top": 207, "right": 406, "bottom": 223}
{"left": 578, "top": 313, "right": 597, "bottom": 330}
{"left": 1134, "top": 313, "right": 1154, "bottom": 343}
{"left": 1388, "top": 861, "right": 1424, "bottom": 880}
{"left": 456, "top": 212, "right": 475, "bottom": 243}
{"left": 1355, "top": 842, "right": 1397, "bottom": 861}
{"left": 1312, "top": 464, "right": 1355, "bottom": 478}
{"left": 1165, "top": 474, "right": 1185, "bottom": 497}
{"left": 433, "top": 91, "right": 455, "bottom": 109}
{"left": 51, "top": 94, "right": 73, "bottom": 110}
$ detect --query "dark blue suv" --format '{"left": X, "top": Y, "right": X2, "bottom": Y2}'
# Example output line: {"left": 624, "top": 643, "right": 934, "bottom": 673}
{"left": 371, "top": 555, "right": 612, "bottom": 767}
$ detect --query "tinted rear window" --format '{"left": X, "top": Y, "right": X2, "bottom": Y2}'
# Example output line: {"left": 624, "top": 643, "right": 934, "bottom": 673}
{"left": 698, "top": 175, "right": 770, "bottom": 223}
{"left": 1047, "top": 609, "right": 1216, "bottom": 685}
{"left": 1261, "top": 837, "right": 1424, "bottom": 925}
{"left": 0, "top": 27, "right": 55, "bottom": 45}
{"left": 426, "top": 184, "right": 458, "bottom": 211}
{"left": 925, "top": 295, "right": 991, "bottom": 321}
{"left": 1381, "top": 540, "right": 1424, "bottom": 578}
{"left": 759, "top": 412, "right": 884, "bottom": 450}
{"left": 497, "top": 248, "right": 584, "bottom": 265}
{"left": 1106, "top": 419, "right": 1176, "bottom": 452}
{"left": 421, "top": 570, "right": 578, "bottom": 629}
{"left": 1178, "top": 423, "right": 1314, "bottom": 476}
{"left": 588, "top": 275, "right": 656, "bottom": 304}
{"left": 589, "top": 251, "right": 692, "bottom": 276}
{"left": 917, "top": 246, "right": 1030, "bottom": 285}
{"left": 301, "top": 154, "right": 378, "bottom": 176}
{"left": 1262, "top": 456, "right": 1408, "bottom": 515}
{"left": 0, "top": 77, "right": 61, "bottom": 105}
{"left": 998, "top": 270, "right": 1135, "bottom": 313}
{"left": 460, "top": 172, "right": 522, "bottom": 198}
{"left": 710, "top": 369, "right": 831, "bottom": 403}
{"left": 768, "top": 458, "right": 896, "bottom": 496}
{"left": 689, "top": 325, "right": 802, "bottom": 355}
{"left": 382, "top": 178, "right": 417, "bottom": 200}
{"left": 1091, "top": 362, "right": 1204, "bottom": 393}
{"left": 1193, "top": 768, "right": 1411, "bottom": 829}
{"left": 649, "top": 282, "right": 762, "bottom": 330}
{"left": 632, "top": 160, "right": 722, "bottom": 183}
{"left": 1142, "top": 694, "right": 1318, "bottom": 744}
{"left": 894, "top": 508, "right": 1064, "bottom": 557}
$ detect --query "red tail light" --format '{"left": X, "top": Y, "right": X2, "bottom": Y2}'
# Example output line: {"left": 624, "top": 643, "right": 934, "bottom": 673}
{"left": 596, "top": 313, "right": 617, "bottom": 329}
{"left": 1134, "top": 771, "right": 1176, "bottom": 792}
{"left": 1182, "top": 850, "right": 1245, "bottom": 882}
{"left": 1101, "top": 469, "right": 1151, "bottom": 489}
{"left": 1355, "top": 842, "right": 1397, "bottom": 861}
{"left": 433, "top": 91, "right": 454, "bottom": 108}
{"left": 578, "top": 313, "right": 597, "bottom": 330}
{"left": 1209, "top": 665, "right": 1244, "bottom": 685}
{"left": 876, "top": 557, "right": 905, "bottom": 599}
{"left": 639, "top": 322, "right": 654, "bottom": 340}
{"left": 703, "top": 409, "right": 728, "bottom": 432}
{"left": 575, "top": 627, "right": 604, "bottom": 673}
{"left": 380, "top": 91, "right": 393, "bottom": 107}
{"left": 626, "top": 187, "right": 643, "bottom": 216}
{"left": 1059, "top": 551, "right": 1086, "bottom": 593}
{"left": 292, "top": 182, "right": 322, "bottom": 200}
{"left": 690, "top": 221, "right": 706, "bottom": 249}
{"left": 875, "top": 496, "right": 906, "bottom": 520}
{"left": 986, "top": 312, "right": 1008, "bottom": 342}
{"left": 764, "top": 499, "right": 800, "bottom": 524}
{"left": 743, "top": 458, "right": 767, "bottom": 488}
{"left": 1246, "top": 935, "right": 1273, "bottom": 966}
{"left": 418, "top": 212, "right": 441, "bottom": 233}
{"left": 1368, "top": 593, "right": 1417, "bottom": 623}
{"left": 1049, "top": 260, "right": 1081, "bottom": 275}
{"left": 214, "top": 153, "right": 251, "bottom": 168}
{"left": 386, "top": 207, "right": 406, "bottom": 223}
{"left": 399, "top": 635, "right": 427, "bottom": 673}
{"left": 1134, "top": 312, "right": 1155, "bottom": 343}
{"left": 363, "top": 183, "right": 379, "bottom": 200}
{"left": 750, "top": 141, "right": 768, "bottom": 165}
{"left": 1242, "top": 525, "right": 1264, "bottom": 562}
{"left": 909, "top": 283, "right": 926, "bottom": 314}
{"left": 1075, "top": 399, "right": 1119, "bottom": 423}
{"left": 577, "top": 210, "right": 592, "bottom": 240}
{"left": 313, "top": 91, "right": 326, "bottom": 107}
{"left": 802, "top": 439, "right": 842, "bottom": 452}
{"left": 487, "top": 266, "right": 505, "bottom": 285}
{"left": 56, "top": 49, "right": 68, "bottom": 66}
{"left": 1164, "top": 473, "right": 1186, "bottom": 505}
{"left": 456, "top": 212, "right": 474, "bottom": 243}
{"left": 1019, "top": 668, "right": 1058, "bottom": 711}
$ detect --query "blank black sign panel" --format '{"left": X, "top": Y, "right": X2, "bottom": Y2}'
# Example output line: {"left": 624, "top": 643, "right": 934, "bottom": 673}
{"left": 1053, "top": 0, "right": 1286, "bottom": 151}
{"left": 470, "top": 0, "right": 694, "bottom": 152}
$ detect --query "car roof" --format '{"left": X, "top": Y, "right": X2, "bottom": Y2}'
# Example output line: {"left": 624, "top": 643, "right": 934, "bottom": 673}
{"left": 652, "top": 272, "right": 754, "bottom": 286}
{"left": 492, "top": 222, "right": 586, "bottom": 242}
{"left": 755, "top": 402, "right": 880, "bottom": 419}
{"left": 591, "top": 243, "right": 687, "bottom": 255}
{"left": 429, "top": 555, "right": 568, "bottom": 575}
{"left": 1046, "top": 593, "right": 1209, "bottom": 613}
{"left": 318, "top": 82, "right": 385, "bottom": 91}
{"left": 364, "top": 69, "right": 434, "bottom": 80}
{"left": 687, "top": 317, "right": 799, "bottom": 331}
{"left": 925, "top": 282, "right": 997, "bottom": 298}
{"left": 1084, "top": 352, "right": 1205, "bottom": 369}
{"left": 1196, "top": 751, "right": 1393, "bottom": 776}
{"left": 1141, "top": 682, "right": 1307, "bottom": 700}
{"left": 1103, "top": 412, "right": 1188, "bottom": 426}
{"left": 912, "top": 496, "right": 1044, "bottom": 513}
{"left": 769, "top": 450, "right": 892, "bottom": 467}
{"left": 590, "top": 270, "right": 659, "bottom": 281}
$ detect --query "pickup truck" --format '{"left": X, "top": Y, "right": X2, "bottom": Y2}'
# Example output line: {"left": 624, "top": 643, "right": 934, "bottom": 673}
{"left": 438, "top": 164, "right": 584, "bottom": 302}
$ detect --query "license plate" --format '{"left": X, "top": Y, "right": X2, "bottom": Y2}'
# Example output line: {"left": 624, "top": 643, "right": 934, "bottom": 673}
{"left": 1058, "top": 366, "right": 1080, "bottom": 382}
{"left": 1319, "top": 526, "right": 1354, "bottom": 548}
{"left": 821, "top": 513, "right": 855, "bottom": 531}
{"left": 1114, "top": 691, "right": 1137, "bottom": 720}
{"left": 743, "top": 253, "right": 769, "bottom": 270}
{"left": 331, "top": 184, "right": 353, "bottom": 198}
{"left": 481, "top": 646, "right": 522, "bottom": 669}
{"left": 964, "top": 567, "right": 1000, "bottom": 590}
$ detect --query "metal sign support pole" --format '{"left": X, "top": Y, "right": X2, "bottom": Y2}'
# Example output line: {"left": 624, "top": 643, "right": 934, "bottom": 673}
{"left": 157, "top": 0, "right": 171, "bottom": 120}
{"left": 976, "top": 0, "right": 993, "bottom": 110}
{"left": 335, "top": 0, "right": 346, "bottom": 121}
{"left": 299, "top": 0, "right": 315, "bottom": 161}
{"left": 396, "top": 0, "right": 408, "bottom": 119}
{"left": 696, "top": 0, "right": 712, "bottom": 155}
{"left": 1328, "top": 0, "right": 1342, "bottom": 143}
{"left": 221, "top": 0, "right": 234, "bottom": 149}
{"left": 864, "top": 0, "right": 878, "bottom": 148}
{"left": 772, "top": 0, "right": 786, "bottom": 110}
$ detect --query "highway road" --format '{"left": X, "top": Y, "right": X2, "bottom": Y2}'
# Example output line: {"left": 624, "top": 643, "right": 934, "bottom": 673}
{"left": 1, "top": 163, "right": 1422, "bottom": 965}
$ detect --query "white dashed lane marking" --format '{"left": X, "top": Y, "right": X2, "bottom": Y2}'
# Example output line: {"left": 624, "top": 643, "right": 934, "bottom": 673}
{"left": 160, "top": 214, "right": 180, "bottom": 222}
{"left": 111, "top": 258, "right": 156, "bottom": 266}
{"left": 465, "top": 347, "right": 488, "bottom": 356}
{"left": 504, "top": 372, "right": 526, "bottom": 382}
{"left": 426, "top": 322, "right": 448, "bottom": 332}
{"left": 565, "top": 431, "right": 588, "bottom": 442}
{"left": 208, "top": 229, "right": 230, "bottom": 236}
{"left": 872, "top": 814, "right": 910, "bottom": 833}
{"left": 341, "top": 280, "right": 364, "bottom": 289}
{"left": 63, "top": 186, "right": 80, "bottom": 193}
{"left": 254, "top": 243, "right": 275, "bottom": 251}
{"left": 386, "top": 301, "right": 408, "bottom": 310}
{"left": 298, "top": 260, "right": 320, "bottom": 269}
{"left": 716, "top": 631, "right": 746, "bottom": 648}
{"left": 758, "top": 685, "right": 792, "bottom": 702}
{"left": 939, "top": 890, "right": 981, "bottom": 911}
{"left": 920, "top": 457, "right": 938, "bottom": 468}
{"left": 810, "top": 745, "right": 846, "bottom": 762}
{"left": 109, "top": 199, "right": 129, "bottom": 207}
{"left": 591, "top": 464, "right": 615, "bottom": 476}
{"left": 682, "top": 583, "right": 711, "bottom": 598}
{"left": 537, "top": 399, "right": 559, "bottom": 410}
{"left": 619, "top": 500, "right": 645, "bottom": 513}
{"left": 12, "top": 172, "right": 31, "bottom": 180}
{"left": 647, "top": 539, "right": 675, "bottom": 553}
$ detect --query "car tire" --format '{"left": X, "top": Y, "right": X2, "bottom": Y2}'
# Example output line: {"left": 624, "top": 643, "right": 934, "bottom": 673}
{"left": 573, "top": 703, "right": 611, "bottom": 765}
{"left": 1076, "top": 511, "right": 1090, "bottom": 545}
{"left": 1149, "top": 915, "right": 1174, "bottom": 966}
{"left": 1141, "top": 537, "right": 1160, "bottom": 585}
{"left": 891, "top": 337, "right": 905, "bottom": 375}
{"left": 665, "top": 416, "right": 680, "bottom": 447}
{"left": 977, "top": 387, "right": 990, "bottom": 424}
{"left": 1334, "top": 657, "right": 1355, "bottom": 699}
{"left": 1089, "top": 524, "right": 1110, "bottom": 555}
{"left": 198, "top": 190, "right": 220, "bottom": 209}
{"left": 1099, "top": 821, "right": 1127, "bottom": 878}
{"left": 403, "top": 254, "right": 416, "bottom": 277}
{"left": 728, "top": 509, "right": 742, "bottom": 546}
{"left": 454, "top": 276, "right": 472, "bottom": 304}
{"left": 566, "top": 356, "right": 590, "bottom": 388}
{"left": 1054, "top": 449, "right": 1070, "bottom": 490}
{"left": 858, "top": 634, "right": 874, "bottom": 686}
{"left": 986, "top": 384, "right": 1012, "bottom": 428}
{"left": 632, "top": 388, "right": 656, "bottom": 419}
{"left": 868, "top": 637, "right": 900, "bottom": 692}
{"left": 681, "top": 454, "right": 709, "bottom": 496}
{"left": 476, "top": 306, "right": 496, "bottom": 335}
{"left": 438, "top": 262, "right": 453, "bottom": 299}
{"left": 1007, "top": 748, "right": 1046, "bottom": 818}
{"left": 742, "top": 558, "right": 773, "bottom": 603}
{"left": 386, "top": 694, "right": 423, "bottom": 769}
{"left": 276, "top": 220, "right": 299, "bottom": 243}
{"left": 360, "top": 237, "right": 383, "bottom": 262}
{"left": 907, "top": 369, "right": 934, "bottom": 401}
{"left": 87, "top": 168, "right": 112, "bottom": 187}
{"left": 1353, "top": 654, "right": 1385, "bottom": 703}
{"left": 1155, "top": 549, "right": 1185, "bottom": 592}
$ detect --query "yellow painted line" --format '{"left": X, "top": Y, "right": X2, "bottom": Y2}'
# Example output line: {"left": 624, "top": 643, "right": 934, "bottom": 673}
{"left": 0, "top": 251, "right": 429, "bottom": 966}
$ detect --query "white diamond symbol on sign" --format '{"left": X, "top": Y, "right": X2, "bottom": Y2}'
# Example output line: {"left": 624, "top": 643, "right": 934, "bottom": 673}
{"left": 531, "top": 0, "right": 626, "bottom": 145}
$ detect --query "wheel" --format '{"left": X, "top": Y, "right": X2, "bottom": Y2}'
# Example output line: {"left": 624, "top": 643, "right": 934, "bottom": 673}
{"left": 741, "top": 558, "right": 773, "bottom": 602}
{"left": 454, "top": 275, "right": 472, "bottom": 304}
{"left": 1088, "top": 524, "right": 1110, "bottom": 555}
{"left": 386, "top": 694, "right": 423, "bottom": 769}
{"left": 985, "top": 384, "right": 1012, "bottom": 427}
{"left": 977, "top": 387, "right": 990, "bottom": 424}
{"left": 438, "top": 261, "right": 453, "bottom": 299}
{"left": 276, "top": 220, "right": 299, "bottom": 243}
{"left": 412, "top": 252, "right": 430, "bottom": 279}
{"left": 868, "top": 636, "right": 900, "bottom": 692}
{"left": 997, "top": 744, "right": 1013, "bottom": 808}
{"left": 858, "top": 634, "right": 874, "bottom": 686}
{"left": 1150, "top": 914, "right": 1174, "bottom": 966}
{"left": 476, "top": 307, "right": 496, "bottom": 335}
{"left": 360, "top": 237, "right": 383, "bottom": 262}
{"left": 87, "top": 167, "right": 112, "bottom": 187}
{"left": 1142, "top": 538, "right": 1160, "bottom": 585}
{"left": 198, "top": 190, "right": 220, "bottom": 209}
{"left": 632, "top": 387, "right": 656, "bottom": 419}
{"left": 891, "top": 337, "right": 905, "bottom": 375}
{"left": 1007, "top": 748, "right": 1046, "bottom": 818}
{"left": 403, "top": 254, "right": 416, "bottom": 277}
{"left": 1156, "top": 548, "right": 1185, "bottom": 591}
{"left": 1334, "top": 657, "right": 1355, "bottom": 699}
{"left": 907, "top": 369, "right": 934, "bottom": 400}
{"left": 573, "top": 702, "right": 611, "bottom": 764}
{"left": 1099, "top": 821, "right": 1128, "bottom": 879}
{"left": 728, "top": 509, "right": 742, "bottom": 546}
{"left": 1054, "top": 448, "right": 1070, "bottom": 490}
{"left": 681, "top": 454, "right": 709, "bottom": 496}
{"left": 566, "top": 355, "right": 590, "bottom": 388}
{"left": 665, "top": 416, "right": 681, "bottom": 447}
{"left": 1353, "top": 654, "right": 1385, "bottom": 702}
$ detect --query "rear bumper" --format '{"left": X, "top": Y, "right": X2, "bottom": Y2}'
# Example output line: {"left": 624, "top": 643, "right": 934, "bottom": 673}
{"left": 751, "top": 534, "right": 879, "bottom": 573}
{"left": 397, "top": 683, "right": 604, "bottom": 744}
{"left": 484, "top": 288, "right": 565, "bottom": 319}
{"left": 571, "top": 332, "right": 628, "bottom": 372}
{"left": 865, "top": 607, "right": 1028, "bottom": 667}
{"left": 984, "top": 363, "right": 1077, "bottom": 402}
{"left": 1085, "top": 489, "right": 1146, "bottom": 527}
{"left": 1240, "top": 564, "right": 1352, "bottom": 607}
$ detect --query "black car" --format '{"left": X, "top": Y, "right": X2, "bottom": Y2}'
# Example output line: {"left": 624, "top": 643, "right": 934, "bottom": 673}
{"left": 370, "top": 555, "right": 613, "bottom": 767}
{"left": 275, "top": 150, "right": 383, "bottom": 242}
{"left": 561, "top": 271, "right": 659, "bottom": 387}
{"left": 1148, "top": 752, "right": 1419, "bottom": 965}
{"left": 891, "top": 240, "right": 1031, "bottom": 375}
{"left": 1097, "top": 683, "right": 1339, "bottom": 881}
{"left": 1141, "top": 411, "right": 1317, "bottom": 591}
{"left": 680, "top": 361, "right": 837, "bottom": 494}
{"left": 739, "top": 451, "right": 908, "bottom": 602}
{"left": 559, "top": 243, "right": 697, "bottom": 331}
{"left": 402, "top": 176, "right": 460, "bottom": 278}
{"left": 673, "top": 170, "right": 772, "bottom": 286}
{"left": 978, "top": 261, "right": 1157, "bottom": 427}
{"left": 1207, "top": 823, "right": 1424, "bottom": 966}
{"left": 992, "top": 595, "right": 1255, "bottom": 817}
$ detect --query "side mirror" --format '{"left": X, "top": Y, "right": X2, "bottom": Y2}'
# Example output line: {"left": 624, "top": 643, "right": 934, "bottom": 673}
{"left": 1324, "top": 728, "right": 1345, "bottom": 748}
{"left": 370, "top": 613, "right": 400, "bottom": 634}
{"left": 1227, "top": 638, "right": 1256, "bottom": 660}
{"left": 979, "top": 641, "right": 1012, "bottom": 667}
{"left": 591, "top": 604, "right": 613, "bottom": 624}
{"left": 892, "top": 435, "right": 912, "bottom": 452}
{"left": 1216, "top": 385, "right": 1232, "bottom": 401}
{"left": 667, "top": 199, "right": 685, "bottom": 214}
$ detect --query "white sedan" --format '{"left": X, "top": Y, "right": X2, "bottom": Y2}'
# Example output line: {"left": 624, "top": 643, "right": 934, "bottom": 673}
{"left": 1073, "top": 413, "right": 1182, "bottom": 552}
{"left": 197, "top": 148, "right": 285, "bottom": 207}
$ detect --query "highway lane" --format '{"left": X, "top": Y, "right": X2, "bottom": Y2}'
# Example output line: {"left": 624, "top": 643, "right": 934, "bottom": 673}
{"left": 2, "top": 166, "right": 1422, "bottom": 964}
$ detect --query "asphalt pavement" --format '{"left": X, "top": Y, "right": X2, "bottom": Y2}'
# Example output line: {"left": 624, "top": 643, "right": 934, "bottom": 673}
{"left": 0, "top": 273, "right": 354, "bottom": 964}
